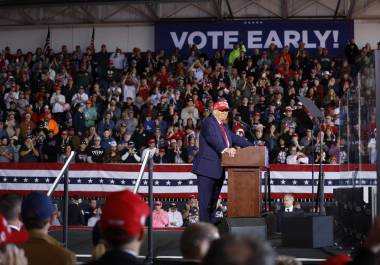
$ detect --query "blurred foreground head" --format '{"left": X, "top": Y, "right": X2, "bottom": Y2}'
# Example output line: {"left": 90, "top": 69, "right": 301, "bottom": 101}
{"left": 202, "top": 235, "right": 276, "bottom": 265}
{"left": 180, "top": 222, "right": 220, "bottom": 261}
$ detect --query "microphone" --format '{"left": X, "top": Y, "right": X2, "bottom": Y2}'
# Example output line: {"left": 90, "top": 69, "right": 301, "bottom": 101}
{"left": 233, "top": 117, "right": 251, "bottom": 129}
{"left": 233, "top": 117, "right": 255, "bottom": 141}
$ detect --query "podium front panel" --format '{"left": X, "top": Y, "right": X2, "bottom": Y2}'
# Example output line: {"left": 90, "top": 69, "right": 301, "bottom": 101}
{"left": 228, "top": 168, "right": 261, "bottom": 217}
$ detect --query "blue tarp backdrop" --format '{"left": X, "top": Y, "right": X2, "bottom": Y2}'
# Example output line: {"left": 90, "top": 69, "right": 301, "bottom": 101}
{"left": 155, "top": 20, "right": 354, "bottom": 57}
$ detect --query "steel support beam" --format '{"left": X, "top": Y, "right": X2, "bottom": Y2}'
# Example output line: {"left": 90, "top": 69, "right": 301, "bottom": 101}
{"left": 334, "top": 0, "right": 342, "bottom": 18}
{"left": 225, "top": 0, "right": 233, "bottom": 18}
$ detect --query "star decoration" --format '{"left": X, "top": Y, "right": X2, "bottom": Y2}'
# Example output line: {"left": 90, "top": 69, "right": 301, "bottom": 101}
{"left": 166, "top": 180, "right": 171, "bottom": 186}
{"left": 77, "top": 179, "right": 82, "bottom": 183}
{"left": 121, "top": 180, "right": 126, "bottom": 185}
{"left": 304, "top": 180, "right": 309, "bottom": 185}
{"left": 45, "top": 178, "right": 50, "bottom": 183}
{"left": 154, "top": 180, "right": 159, "bottom": 185}
{"left": 24, "top": 178, "right": 28, "bottom": 182}
{"left": 177, "top": 181, "right": 183, "bottom": 185}
{"left": 110, "top": 179, "right": 115, "bottom": 184}
{"left": 292, "top": 180, "right": 297, "bottom": 185}
{"left": 34, "top": 178, "right": 39, "bottom": 183}
{"left": 143, "top": 180, "right": 148, "bottom": 185}
{"left": 13, "top": 178, "right": 17, "bottom": 182}
{"left": 3, "top": 177, "right": 7, "bottom": 182}
{"left": 88, "top": 179, "right": 93, "bottom": 183}
{"left": 99, "top": 179, "right": 104, "bottom": 183}
{"left": 132, "top": 180, "right": 136, "bottom": 185}
{"left": 281, "top": 180, "right": 286, "bottom": 185}
{"left": 189, "top": 180, "right": 194, "bottom": 185}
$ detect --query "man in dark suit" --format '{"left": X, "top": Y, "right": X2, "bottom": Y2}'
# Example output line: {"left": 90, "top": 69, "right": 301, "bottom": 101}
{"left": 275, "top": 194, "right": 304, "bottom": 232}
{"left": 192, "top": 99, "right": 252, "bottom": 222}
{"left": 85, "top": 190, "right": 149, "bottom": 265}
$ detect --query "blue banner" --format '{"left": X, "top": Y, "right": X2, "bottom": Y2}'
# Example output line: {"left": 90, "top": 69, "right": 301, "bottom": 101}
{"left": 155, "top": 20, "right": 354, "bottom": 57}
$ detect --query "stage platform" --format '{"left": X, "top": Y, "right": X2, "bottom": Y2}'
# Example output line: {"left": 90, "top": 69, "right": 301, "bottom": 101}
{"left": 49, "top": 226, "right": 350, "bottom": 264}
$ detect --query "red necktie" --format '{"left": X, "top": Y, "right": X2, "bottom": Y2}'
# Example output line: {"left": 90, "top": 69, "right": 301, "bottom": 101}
{"left": 219, "top": 123, "right": 229, "bottom": 147}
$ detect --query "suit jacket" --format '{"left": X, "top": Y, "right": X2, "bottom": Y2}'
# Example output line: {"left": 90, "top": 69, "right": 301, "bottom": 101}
{"left": 276, "top": 207, "right": 304, "bottom": 232}
{"left": 192, "top": 115, "right": 252, "bottom": 179}
{"left": 85, "top": 250, "right": 142, "bottom": 265}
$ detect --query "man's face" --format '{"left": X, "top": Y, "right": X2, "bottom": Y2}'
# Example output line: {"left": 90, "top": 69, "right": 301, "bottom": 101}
{"left": 90, "top": 200, "right": 97, "bottom": 209}
{"left": 290, "top": 147, "right": 297, "bottom": 155}
{"left": 283, "top": 195, "right": 294, "bottom": 208}
{"left": 213, "top": 109, "right": 229, "bottom": 122}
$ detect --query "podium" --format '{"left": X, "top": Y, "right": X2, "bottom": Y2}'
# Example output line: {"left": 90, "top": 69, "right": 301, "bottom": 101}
{"left": 222, "top": 146, "right": 266, "bottom": 217}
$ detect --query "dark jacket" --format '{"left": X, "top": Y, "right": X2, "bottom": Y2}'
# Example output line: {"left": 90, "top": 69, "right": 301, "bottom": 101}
{"left": 73, "top": 111, "right": 86, "bottom": 135}
{"left": 85, "top": 250, "right": 142, "bottom": 265}
{"left": 276, "top": 207, "right": 304, "bottom": 232}
{"left": 68, "top": 203, "right": 85, "bottom": 225}
{"left": 192, "top": 115, "right": 252, "bottom": 179}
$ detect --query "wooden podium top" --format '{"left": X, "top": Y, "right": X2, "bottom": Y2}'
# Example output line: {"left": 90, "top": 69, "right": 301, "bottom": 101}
{"left": 221, "top": 146, "right": 266, "bottom": 168}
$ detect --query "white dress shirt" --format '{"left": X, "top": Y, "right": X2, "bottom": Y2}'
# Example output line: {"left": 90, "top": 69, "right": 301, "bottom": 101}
{"left": 285, "top": 206, "right": 294, "bottom": 212}
{"left": 168, "top": 210, "right": 183, "bottom": 227}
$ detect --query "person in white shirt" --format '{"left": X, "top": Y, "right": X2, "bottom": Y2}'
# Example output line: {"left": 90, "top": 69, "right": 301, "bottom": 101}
{"left": 181, "top": 98, "right": 199, "bottom": 127}
{"left": 71, "top": 86, "right": 89, "bottom": 107}
{"left": 141, "top": 138, "right": 158, "bottom": 159}
{"left": 189, "top": 60, "right": 205, "bottom": 84}
{"left": 109, "top": 48, "right": 126, "bottom": 70}
{"left": 368, "top": 129, "right": 376, "bottom": 164}
{"left": 107, "top": 80, "right": 122, "bottom": 102}
{"left": 286, "top": 146, "right": 308, "bottom": 164}
{"left": 168, "top": 203, "right": 183, "bottom": 228}
{"left": 50, "top": 87, "right": 66, "bottom": 114}
{"left": 4, "top": 84, "right": 19, "bottom": 109}
{"left": 122, "top": 75, "right": 138, "bottom": 102}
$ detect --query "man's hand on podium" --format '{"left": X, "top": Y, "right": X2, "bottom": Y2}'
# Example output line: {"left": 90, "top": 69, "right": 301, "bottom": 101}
{"left": 224, "top": 147, "right": 236, "bottom": 157}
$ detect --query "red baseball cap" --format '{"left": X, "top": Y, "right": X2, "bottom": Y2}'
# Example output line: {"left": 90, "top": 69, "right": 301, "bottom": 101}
{"left": 214, "top": 100, "right": 229, "bottom": 111}
{"left": 0, "top": 214, "right": 28, "bottom": 246}
{"left": 101, "top": 190, "right": 149, "bottom": 239}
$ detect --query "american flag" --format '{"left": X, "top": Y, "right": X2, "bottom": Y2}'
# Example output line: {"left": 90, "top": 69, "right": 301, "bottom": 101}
{"left": 43, "top": 27, "right": 50, "bottom": 55}
{"left": 90, "top": 26, "right": 95, "bottom": 52}
{"left": 0, "top": 163, "right": 376, "bottom": 199}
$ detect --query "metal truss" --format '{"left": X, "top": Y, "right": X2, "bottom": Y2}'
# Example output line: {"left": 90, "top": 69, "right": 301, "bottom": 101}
{"left": 0, "top": 0, "right": 378, "bottom": 26}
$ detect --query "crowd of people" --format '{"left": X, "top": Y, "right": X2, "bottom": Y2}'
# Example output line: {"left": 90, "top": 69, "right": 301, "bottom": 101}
{"left": 1, "top": 191, "right": 380, "bottom": 265}
{"left": 0, "top": 38, "right": 376, "bottom": 165}
{"left": 62, "top": 194, "right": 227, "bottom": 228}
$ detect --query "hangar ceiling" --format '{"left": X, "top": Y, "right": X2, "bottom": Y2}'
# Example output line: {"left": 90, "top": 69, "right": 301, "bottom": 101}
{"left": 0, "top": 0, "right": 379, "bottom": 26}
